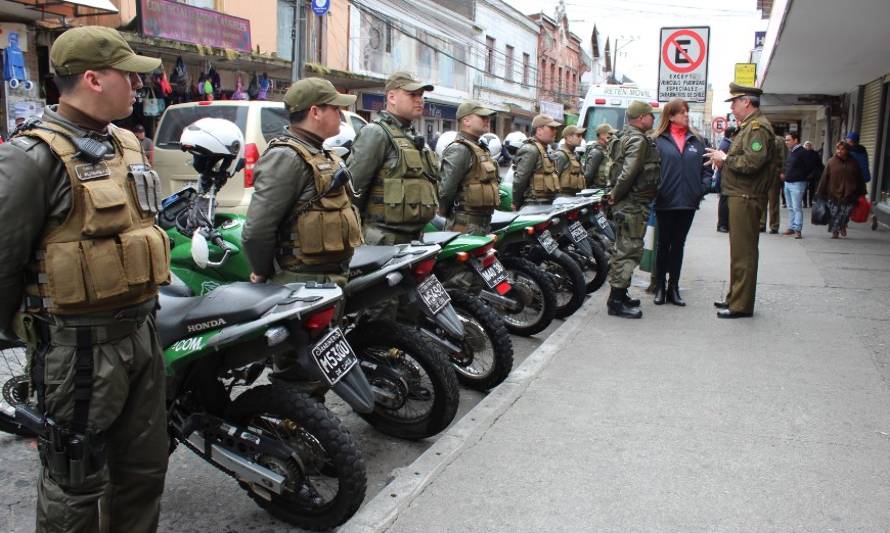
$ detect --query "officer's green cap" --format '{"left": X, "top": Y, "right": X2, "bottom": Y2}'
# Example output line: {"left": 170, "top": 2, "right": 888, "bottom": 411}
{"left": 385, "top": 71, "right": 434, "bottom": 93}
{"left": 725, "top": 82, "right": 763, "bottom": 101}
{"left": 532, "top": 114, "right": 561, "bottom": 129}
{"left": 51, "top": 26, "right": 161, "bottom": 76}
{"left": 561, "top": 125, "right": 586, "bottom": 139}
{"left": 595, "top": 122, "right": 617, "bottom": 135}
{"left": 284, "top": 77, "right": 357, "bottom": 113}
{"left": 457, "top": 101, "right": 496, "bottom": 120}
{"left": 627, "top": 100, "right": 654, "bottom": 119}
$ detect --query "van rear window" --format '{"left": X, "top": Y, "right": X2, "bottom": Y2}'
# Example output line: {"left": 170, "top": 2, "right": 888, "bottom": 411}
{"left": 155, "top": 106, "right": 249, "bottom": 148}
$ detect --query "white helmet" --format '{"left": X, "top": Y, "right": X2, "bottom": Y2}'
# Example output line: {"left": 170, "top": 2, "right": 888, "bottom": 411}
{"left": 575, "top": 139, "right": 588, "bottom": 155}
{"left": 504, "top": 131, "right": 527, "bottom": 155}
{"left": 180, "top": 118, "right": 244, "bottom": 176}
{"left": 323, "top": 115, "right": 355, "bottom": 158}
{"left": 435, "top": 130, "right": 458, "bottom": 158}
{"left": 480, "top": 132, "right": 502, "bottom": 161}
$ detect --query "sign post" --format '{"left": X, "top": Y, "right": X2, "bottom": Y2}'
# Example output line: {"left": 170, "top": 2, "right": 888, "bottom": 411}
{"left": 657, "top": 26, "right": 710, "bottom": 103}
{"left": 711, "top": 116, "right": 727, "bottom": 134}
{"left": 311, "top": 0, "right": 330, "bottom": 16}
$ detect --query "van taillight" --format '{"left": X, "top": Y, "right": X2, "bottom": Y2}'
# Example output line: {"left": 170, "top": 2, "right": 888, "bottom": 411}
{"left": 244, "top": 143, "right": 259, "bottom": 188}
{"left": 594, "top": 98, "right": 606, "bottom": 105}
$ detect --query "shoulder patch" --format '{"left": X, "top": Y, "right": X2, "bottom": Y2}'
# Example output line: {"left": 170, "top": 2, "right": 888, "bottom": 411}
{"left": 751, "top": 120, "right": 761, "bottom": 130}
{"left": 751, "top": 141, "right": 763, "bottom": 152}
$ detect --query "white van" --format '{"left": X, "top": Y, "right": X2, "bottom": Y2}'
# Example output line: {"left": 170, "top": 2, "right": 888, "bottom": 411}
{"left": 153, "top": 100, "right": 366, "bottom": 214}
{"left": 577, "top": 84, "right": 661, "bottom": 142}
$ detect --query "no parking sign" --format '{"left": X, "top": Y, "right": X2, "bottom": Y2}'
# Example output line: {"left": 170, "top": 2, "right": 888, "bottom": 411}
{"left": 658, "top": 26, "right": 710, "bottom": 103}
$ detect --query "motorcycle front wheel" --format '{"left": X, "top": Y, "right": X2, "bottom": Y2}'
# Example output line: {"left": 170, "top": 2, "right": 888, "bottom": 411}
{"left": 348, "top": 321, "right": 459, "bottom": 440}
{"left": 226, "top": 385, "right": 367, "bottom": 531}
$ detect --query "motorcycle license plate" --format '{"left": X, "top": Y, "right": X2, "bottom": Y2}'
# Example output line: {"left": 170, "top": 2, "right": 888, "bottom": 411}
{"left": 417, "top": 274, "right": 451, "bottom": 315}
{"left": 537, "top": 230, "right": 559, "bottom": 254}
{"left": 471, "top": 258, "right": 509, "bottom": 289}
{"left": 595, "top": 212, "right": 609, "bottom": 230}
{"left": 310, "top": 327, "right": 358, "bottom": 386}
{"left": 569, "top": 221, "right": 588, "bottom": 243}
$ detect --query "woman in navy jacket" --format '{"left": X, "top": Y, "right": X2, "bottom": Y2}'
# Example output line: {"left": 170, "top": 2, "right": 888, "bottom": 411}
{"left": 652, "top": 98, "right": 713, "bottom": 306}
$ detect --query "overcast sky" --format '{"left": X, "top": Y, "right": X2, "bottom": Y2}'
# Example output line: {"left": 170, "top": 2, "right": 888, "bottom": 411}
{"left": 504, "top": 0, "right": 770, "bottom": 116}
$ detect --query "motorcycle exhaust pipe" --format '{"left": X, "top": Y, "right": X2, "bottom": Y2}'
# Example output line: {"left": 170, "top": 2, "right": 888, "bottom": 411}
{"left": 479, "top": 289, "right": 522, "bottom": 312}
{"left": 186, "top": 433, "right": 286, "bottom": 495}
{"left": 419, "top": 327, "right": 463, "bottom": 354}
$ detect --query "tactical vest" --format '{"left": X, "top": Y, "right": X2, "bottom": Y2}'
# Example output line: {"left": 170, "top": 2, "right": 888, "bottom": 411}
{"left": 590, "top": 143, "right": 609, "bottom": 188}
{"left": 604, "top": 134, "right": 623, "bottom": 188}
{"left": 366, "top": 120, "right": 439, "bottom": 225}
{"left": 557, "top": 147, "right": 585, "bottom": 193}
{"left": 527, "top": 140, "right": 559, "bottom": 202}
{"left": 615, "top": 131, "right": 661, "bottom": 202}
{"left": 453, "top": 138, "right": 500, "bottom": 213}
{"left": 270, "top": 137, "right": 364, "bottom": 268}
{"left": 20, "top": 123, "right": 170, "bottom": 316}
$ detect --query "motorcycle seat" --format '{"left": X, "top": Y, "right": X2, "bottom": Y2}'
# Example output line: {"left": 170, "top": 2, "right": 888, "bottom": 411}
{"left": 349, "top": 245, "right": 398, "bottom": 277}
{"left": 490, "top": 210, "right": 518, "bottom": 231}
{"left": 517, "top": 204, "right": 554, "bottom": 216}
{"left": 157, "top": 282, "right": 292, "bottom": 347}
{"left": 422, "top": 231, "right": 461, "bottom": 246}
{"left": 159, "top": 272, "right": 193, "bottom": 297}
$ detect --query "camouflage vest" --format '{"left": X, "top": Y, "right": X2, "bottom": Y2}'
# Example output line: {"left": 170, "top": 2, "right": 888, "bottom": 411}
{"left": 604, "top": 134, "right": 623, "bottom": 188}
{"left": 366, "top": 120, "right": 439, "bottom": 225}
{"left": 527, "top": 140, "right": 559, "bottom": 202}
{"left": 557, "top": 147, "right": 585, "bottom": 193}
{"left": 453, "top": 137, "right": 500, "bottom": 213}
{"left": 269, "top": 137, "right": 363, "bottom": 268}
{"left": 20, "top": 122, "right": 169, "bottom": 315}
{"left": 591, "top": 143, "right": 610, "bottom": 188}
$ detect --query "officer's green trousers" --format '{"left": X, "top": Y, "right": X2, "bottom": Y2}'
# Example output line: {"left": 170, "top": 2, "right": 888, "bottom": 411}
{"left": 608, "top": 202, "right": 649, "bottom": 289}
{"left": 34, "top": 300, "right": 167, "bottom": 533}
{"left": 726, "top": 196, "right": 763, "bottom": 314}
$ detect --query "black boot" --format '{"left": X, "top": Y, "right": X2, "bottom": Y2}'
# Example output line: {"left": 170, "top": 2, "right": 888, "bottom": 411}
{"left": 625, "top": 293, "right": 641, "bottom": 307}
{"left": 667, "top": 282, "right": 686, "bottom": 307}
{"left": 607, "top": 288, "right": 643, "bottom": 319}
{"left": 653, "top": 279, "right": 666, "bottom": 305}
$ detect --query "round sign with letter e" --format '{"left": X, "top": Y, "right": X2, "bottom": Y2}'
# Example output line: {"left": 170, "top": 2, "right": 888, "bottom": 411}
{"left": 712, "top": 116, "right": 727, "bottom": 133}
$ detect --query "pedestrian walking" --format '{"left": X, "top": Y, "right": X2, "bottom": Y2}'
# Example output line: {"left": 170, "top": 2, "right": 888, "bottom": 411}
{"left": 512, "top": 114, "right": 561, "bottom": 209}
{"left": 781, "top": 131, "right": 809, "bottom": 238}
{"left": 348, "top": 71, "right": 438, "bottom": 245}
{"left": 651, "top": 98, "right": 712, "bottom": 306}
{"left": 816, "top": 141, "right": 866, "bottom": 238}
{"left": 132, "top": 123, "right": 154, "bottom": 165}
{"left": 845, "top": 131, "right": 872, "bottom": 184}
{"left": 605, "top": 100, "right": 660, "bottom": 319}
{"left": 705, "top": 83, "right": 776, "bottom": 319}
{"left": 802, "top": 141, "right": 823, "bottom": 207}
{"left": 0, "top": 26, "right": 170, "bottom": 532}
{"left": 438, "top": 100, "right": 500, "bottom": 234}
{"left": 553, "top": 125, "right": 587, "bottom": 197}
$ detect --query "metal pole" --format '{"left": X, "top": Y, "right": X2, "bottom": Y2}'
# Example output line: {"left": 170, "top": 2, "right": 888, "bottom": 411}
{"left": 296, "top": 0, "right": 307, "bottom": 80}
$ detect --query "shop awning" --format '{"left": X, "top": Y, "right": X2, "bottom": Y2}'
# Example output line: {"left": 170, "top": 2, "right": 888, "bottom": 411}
{"left": 3, "top": 0, "right": 118, "bottom": 17}
{"left": 304, "top": 63, "right": 384, "bottom": 91}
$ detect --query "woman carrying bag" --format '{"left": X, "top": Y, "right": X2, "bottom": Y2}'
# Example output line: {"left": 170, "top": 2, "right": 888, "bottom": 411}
{"left": 651, "top": 98, "right": 713, "bottom": 306}
{"left": 816, "top": 141, "right": 866, "bottom": 238}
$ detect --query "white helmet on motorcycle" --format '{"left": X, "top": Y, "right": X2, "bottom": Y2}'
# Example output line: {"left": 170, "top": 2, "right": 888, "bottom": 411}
{"left": 575, "top": 138, "right": 587, "bottom": 155}
{"left": 480, "top": 132, "right": 502, "bottom": 162}
{"left": 504, "top": 131, "right": 527, "bottom": 156}
{"left": 435, "top": 130, "right": 458, "bottom": 158}
{"left": 180, "top": 117, "right": 245, "bottom": 177}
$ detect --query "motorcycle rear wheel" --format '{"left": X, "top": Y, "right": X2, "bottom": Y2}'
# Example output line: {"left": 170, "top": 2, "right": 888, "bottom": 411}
{"left": 446, "top": 290, "right": 514, "bottom": 391}
{"left": 498, "top": 256, "right": 557, "bottom": 337}
{"left": 540, "top": 251, "right": 587, "bottom": 319}
{"left": 348, "top": 321, "right": 459, "bottom": 440}
{"left": 226, "top": 384, "right": 367, "bottom": 531}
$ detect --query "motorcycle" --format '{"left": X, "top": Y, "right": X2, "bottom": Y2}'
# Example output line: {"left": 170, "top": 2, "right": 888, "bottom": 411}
{"left": 419, "top": 228, "right": 515, "bottom": 391}
{"left": 160, "top": 185, "right": 461, "bottom": 441}
{"left": 1, "top": 281, "right": 370, "bottom": 531}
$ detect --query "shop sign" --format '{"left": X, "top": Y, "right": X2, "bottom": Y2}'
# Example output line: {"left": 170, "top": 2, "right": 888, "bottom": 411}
{"left": 539, "top": 100, "right": 564, "bottom": 120}
{"left": 0, "top": 23, "right": 28, "bottom": 51}
{"left": 138, "top": 0, "right": 251, "bottom": 53}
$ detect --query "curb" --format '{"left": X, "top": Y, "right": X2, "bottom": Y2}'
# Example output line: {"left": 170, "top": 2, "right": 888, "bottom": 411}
{"left": 338, "top": 303, "right": 595, "bottom": 533}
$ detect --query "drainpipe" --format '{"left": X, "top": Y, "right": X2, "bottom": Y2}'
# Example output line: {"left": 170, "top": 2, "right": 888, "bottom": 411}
{"left": 291, "top": 0, "right": 306, "bottom": 80}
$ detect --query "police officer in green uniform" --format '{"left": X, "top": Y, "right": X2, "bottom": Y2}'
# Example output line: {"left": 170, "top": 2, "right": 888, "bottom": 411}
{"left": 0, "top": 27, "right": 169, "bottom": 532}
{"left": 243, "top": 78, "right": 363, "bottom": 288}
{"left": 605, "top": 101, "right": 660, "bottom": 319}
{"left": 583, "top": 122, "right": 616, "bottom": 189}
{"left": 348, "top": 72, "right": 439, "bottom": 244}
{"left": 552, "top": 125, "right": 587, "bottom": 197}
{"left": 705, "top": 83, "right": 776, "bottom": 318}
{"left": 512, "top": 114, "right": 561, "bottom": 209}
{"left": 438, "top": 101, "right": 500, "bottom": 235}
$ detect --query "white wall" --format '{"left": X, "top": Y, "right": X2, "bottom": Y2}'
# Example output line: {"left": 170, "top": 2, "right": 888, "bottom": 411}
{"left": 473, "top": 0, "right": 538, "bottom": 111}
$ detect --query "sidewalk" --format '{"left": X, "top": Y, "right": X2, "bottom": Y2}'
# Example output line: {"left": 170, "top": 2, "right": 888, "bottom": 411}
{"left": 357, "top": 200, "right": 890, "bottom": 532}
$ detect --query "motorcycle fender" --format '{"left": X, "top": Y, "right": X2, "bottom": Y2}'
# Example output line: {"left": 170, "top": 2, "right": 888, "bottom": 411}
{"left": 331, "top": 367, "right": 375, "bottom": 414}
{"left": 427, "top": 302, "right": 464, "bottom": 339}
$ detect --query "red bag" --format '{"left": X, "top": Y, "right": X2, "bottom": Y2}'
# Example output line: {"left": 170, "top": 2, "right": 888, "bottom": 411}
{"left": 850, "top": 195, "right": 871, "bottom": 223}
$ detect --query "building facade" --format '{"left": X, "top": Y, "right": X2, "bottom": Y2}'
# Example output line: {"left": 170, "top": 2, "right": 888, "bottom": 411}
{"left": 473, "top": 0, "right": 539, "bottom": 137}
{"left": 528, "top": 8, "right": 587, "bottom": 124}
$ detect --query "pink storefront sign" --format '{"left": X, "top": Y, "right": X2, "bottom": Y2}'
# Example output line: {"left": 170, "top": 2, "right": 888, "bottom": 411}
{"left": 138, "top": 0, "right": 251, "bottom": 53}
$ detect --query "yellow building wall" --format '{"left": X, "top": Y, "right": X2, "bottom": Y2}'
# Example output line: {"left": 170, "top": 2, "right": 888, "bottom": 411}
{"left": 222, "top": 0, "right": 279, "bottom": 56}
{"left": 325, "top": 0, "right": 349, "bottom": 71}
